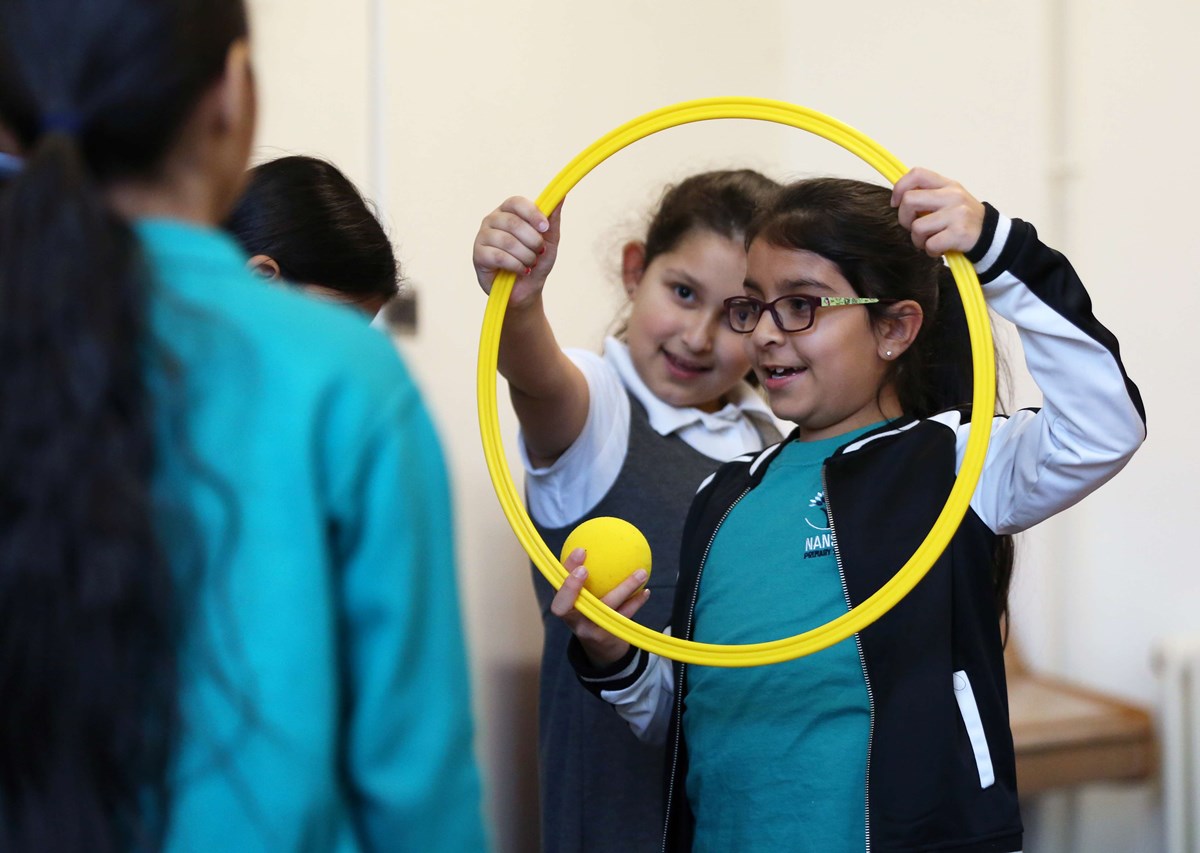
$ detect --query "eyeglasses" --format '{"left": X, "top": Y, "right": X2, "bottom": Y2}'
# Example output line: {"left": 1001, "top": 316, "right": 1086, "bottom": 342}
{"left": 724, "top": 294, "right": 882, "bottom": 333}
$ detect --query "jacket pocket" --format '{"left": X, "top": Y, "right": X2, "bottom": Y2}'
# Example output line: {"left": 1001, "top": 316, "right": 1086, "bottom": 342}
{"left": 953, "top": 670, "right": 996, "bottom": 788}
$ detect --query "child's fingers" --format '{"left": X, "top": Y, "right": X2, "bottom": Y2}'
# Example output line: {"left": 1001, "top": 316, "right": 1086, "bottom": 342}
{"left": 472, "top": 244, "right": 532, "bottom": 294}
{"left": 895, "top": 186, "right": 974, "bottom": 232}
{"left": 562, "top": 546, "right": 587, "bottom": 573}
{"left": 615, "top": 588, "right": 651, "bottom": 620}
{"left": 528, "top": 202, "right": 564, "bottom": 277}
{"left": 890, "top": 167, "right": 952, "bottom": 207}
{"left": 548, "top": 548, "right": 635, "bottom": 666}
{"left": 480, "top": 211, "right": 546, "bottom": 260}
{"left": 543, "top": 202, "right": 564, "bottom": 245}
{"left": 908, "top": 205, "right": 985, "bottom": 257}
{"left": 480, "top": 200, "right": 563, "bottom": 290}
{"left": 893, "top": 169, "right": 974, "bottom": 218}
{"left": 473, "top": 211, "right": 551, "bottom": 292}
{"left": 474, "top": 242, "right": 531, "bottom": 277}
{"left": 549, "top": 549, "right": 588, "bottom": 620}
{"left": 891, "top": 170, "right": 985, "bottom": 258}
{"left": 894, "top": 188, "right": 940, "bottom": 231}
{"left": 600, "top": 569, "right": 650, "bottom": 610}
{"left": 497, "top": 195, "right": 551, "bottom": 235}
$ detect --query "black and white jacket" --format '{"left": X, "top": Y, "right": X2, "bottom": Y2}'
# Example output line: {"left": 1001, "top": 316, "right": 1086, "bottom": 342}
{"left": 569, "top": 205, "right": 1147, "bottom": 852}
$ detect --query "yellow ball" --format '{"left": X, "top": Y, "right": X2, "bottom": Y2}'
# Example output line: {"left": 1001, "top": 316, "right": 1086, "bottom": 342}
{"left": 560, "top": 516, "right": 652, "bottom": 599}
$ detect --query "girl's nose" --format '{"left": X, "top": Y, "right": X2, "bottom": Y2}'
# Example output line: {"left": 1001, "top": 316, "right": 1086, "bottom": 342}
{"left": 682, "top": 313, "right": 717, "bottom": 353}
{"left": 749, "top": 308, "right": 783, "bottom": 349}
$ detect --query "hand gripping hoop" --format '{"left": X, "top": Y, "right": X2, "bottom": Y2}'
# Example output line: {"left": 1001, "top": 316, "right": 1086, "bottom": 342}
{"left": 477, "top": 97, "right": 995, "bottom": 667}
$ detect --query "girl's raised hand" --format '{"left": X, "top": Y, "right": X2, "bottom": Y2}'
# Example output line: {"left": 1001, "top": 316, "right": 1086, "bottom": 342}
{"left": 891, "top": 168, "right": 985, "bottom": 258}
{"left": 473, "top": 197, "right": 562, "bottom": 309}
{"left": 550, "top": 548, "right": 650, "bottom": 668}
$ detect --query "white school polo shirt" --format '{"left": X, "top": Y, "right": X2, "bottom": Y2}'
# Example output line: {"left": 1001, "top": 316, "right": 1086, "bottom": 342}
{"left": 520, "top": 337, "right": 781, "bottom": 529}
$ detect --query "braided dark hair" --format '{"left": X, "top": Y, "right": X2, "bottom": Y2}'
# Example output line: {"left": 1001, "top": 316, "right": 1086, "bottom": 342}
{"left": 0, "top": 0, "right": 249, "bottom": 848}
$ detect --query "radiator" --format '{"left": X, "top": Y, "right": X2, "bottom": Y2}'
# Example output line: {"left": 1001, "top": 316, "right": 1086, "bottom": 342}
{"left": 1157, "top": 633, "right": 1200, "bottom": 853}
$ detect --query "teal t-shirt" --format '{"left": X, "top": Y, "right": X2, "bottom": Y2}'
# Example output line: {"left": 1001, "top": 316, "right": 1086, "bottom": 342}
{"left": 136, "top": 220, "right": 487, "bottom": 852}
{"left": 685, "top": 425, "right": 883, "bottom": 853}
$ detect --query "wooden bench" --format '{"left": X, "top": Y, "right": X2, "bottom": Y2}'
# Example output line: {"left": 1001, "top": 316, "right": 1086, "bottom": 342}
{"left": 1006, "top": 643, "right": 1156, "bottom": 794}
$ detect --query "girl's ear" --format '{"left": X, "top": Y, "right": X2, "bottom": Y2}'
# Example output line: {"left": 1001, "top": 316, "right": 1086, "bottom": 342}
{"left": 621, "top": 241, "right": 646, "bottom": 297}
{"left": 247, "top": 254, "right": 281, "bottom": 281}
{"left": 217, "top": 39, "right": 255, "bottom": 137}
{"left": 874, "top": 299, "right": 924, "bottom": 360}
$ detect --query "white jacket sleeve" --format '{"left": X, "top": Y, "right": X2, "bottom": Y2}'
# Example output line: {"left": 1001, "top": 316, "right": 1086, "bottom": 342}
{"left": 568, "top": 638, "right": 676, "bottom": 745}
{"left": 957, "top": 205, "right": 1146, "bottom": 534}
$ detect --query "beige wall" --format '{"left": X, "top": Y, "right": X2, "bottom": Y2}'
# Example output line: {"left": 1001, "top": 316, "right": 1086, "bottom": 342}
{"left": 248, "top": 1, "right": 1196, "bottom": 850}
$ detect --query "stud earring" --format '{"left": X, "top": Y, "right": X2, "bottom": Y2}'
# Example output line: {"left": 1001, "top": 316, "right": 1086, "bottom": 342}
{"left": 885, "top": 350, "right": 893, "bottom": 358}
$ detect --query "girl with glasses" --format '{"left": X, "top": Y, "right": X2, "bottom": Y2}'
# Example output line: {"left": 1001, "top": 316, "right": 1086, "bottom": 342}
{"left": 553, "top": 169, "right": 1146, "bottom": 852}
{"left": 0, "top": 1, "right": 484, "bottom": 849}
{"left": 473, "top": 171, "right": 782, "bottom": 852}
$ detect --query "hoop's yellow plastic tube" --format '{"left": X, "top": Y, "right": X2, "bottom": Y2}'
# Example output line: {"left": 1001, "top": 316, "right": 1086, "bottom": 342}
{"left": 478, "top": 97, "right": 995, "bottom": 666}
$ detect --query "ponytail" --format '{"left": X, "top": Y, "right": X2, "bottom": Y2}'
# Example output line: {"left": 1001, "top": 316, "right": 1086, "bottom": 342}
{"left": 0, "top": 134, "right": 176, "bottom": 851}
{"left": 904, "top": 267, "right": 974, "bottom": 417}
{"left": 916, "top": 266, "right": 1015, "bottom": 633}
{"left": 1, "top": 0, "right": 249, "bottom": 842}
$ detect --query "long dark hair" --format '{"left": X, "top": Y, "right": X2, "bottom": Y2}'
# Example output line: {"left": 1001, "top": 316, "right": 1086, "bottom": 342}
{"left": 0, "top": 1, "right": 248, "bottom": 849}
{"left": 746, "top": 177, "right": 1014, "bottom": 626}
{"left": 224, "top": 155, "right": 399, "bottom": 304}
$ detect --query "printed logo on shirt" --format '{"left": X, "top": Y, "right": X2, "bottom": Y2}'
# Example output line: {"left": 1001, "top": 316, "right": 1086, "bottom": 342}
{"left": 804, "top": 491, "right": 834, "bottom": 559}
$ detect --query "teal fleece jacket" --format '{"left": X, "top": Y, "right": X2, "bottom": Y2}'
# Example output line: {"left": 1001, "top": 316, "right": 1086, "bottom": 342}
{"left": 137, "top": 219, "right": 486, "bottom": 852}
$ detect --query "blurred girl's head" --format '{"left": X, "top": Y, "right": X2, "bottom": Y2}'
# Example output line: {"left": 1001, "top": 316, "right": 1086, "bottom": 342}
{"left": 0, "top": 0, "right": 250, "bottom": 849}
{"left": 0, "top": 0, "right": 255, "bottom": 221}
{"left": 737, "top": 177, "right": 975, "bottom": 436}
{"left": 225, "top": 155, "right": 399, "bottom": 318}
{"left": 619, "top": 169, "right": 778, "bottom": 412}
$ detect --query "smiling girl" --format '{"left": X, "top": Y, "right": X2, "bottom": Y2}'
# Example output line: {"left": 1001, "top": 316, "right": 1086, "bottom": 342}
{"left": 473, "top": 171, "right": 781, "bottom": 852}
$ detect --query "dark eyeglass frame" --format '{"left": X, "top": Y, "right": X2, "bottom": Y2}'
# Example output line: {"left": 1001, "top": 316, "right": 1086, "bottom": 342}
{"left": 723, "top": 293, "right": 884, "bottom": 333}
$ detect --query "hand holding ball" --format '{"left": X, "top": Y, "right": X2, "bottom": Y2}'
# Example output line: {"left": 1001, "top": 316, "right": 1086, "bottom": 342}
{"left": 560, "top": 517, "right": 652, "bottom": 598}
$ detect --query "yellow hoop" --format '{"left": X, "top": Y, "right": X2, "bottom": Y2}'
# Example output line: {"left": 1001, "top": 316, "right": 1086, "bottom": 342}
{"left": 477, "top": 97, "right": 995, "bottom": 667}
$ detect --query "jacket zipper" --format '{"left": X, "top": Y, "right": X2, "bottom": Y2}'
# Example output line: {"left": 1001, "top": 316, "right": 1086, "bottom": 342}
{"left": 661, "top": 485, "right": 751, "bottom": 853}
{"left": 824, "top": 466, "right": 875, "bottom": 853}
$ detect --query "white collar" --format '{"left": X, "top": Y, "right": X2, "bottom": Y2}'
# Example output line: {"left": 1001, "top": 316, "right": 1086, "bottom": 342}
{"left": 601, "top": 336, "right": 777, "bottom": 437}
